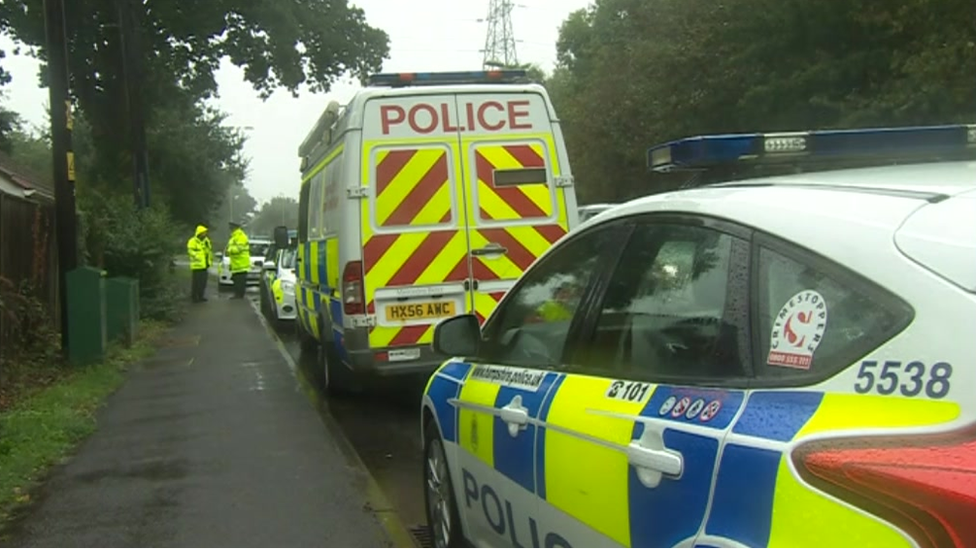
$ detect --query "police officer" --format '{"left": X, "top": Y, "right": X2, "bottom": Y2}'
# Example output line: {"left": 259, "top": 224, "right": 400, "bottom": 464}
{"left": 225, "top": 221, "right": 251, "bottom": 299}
{"left": 187, "top": 225, "right": 214, "bottom": 302}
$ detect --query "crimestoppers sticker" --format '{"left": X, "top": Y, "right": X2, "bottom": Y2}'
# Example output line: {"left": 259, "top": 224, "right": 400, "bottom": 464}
{"left": 767, "top": 290, "right": 828, "bottom": 370}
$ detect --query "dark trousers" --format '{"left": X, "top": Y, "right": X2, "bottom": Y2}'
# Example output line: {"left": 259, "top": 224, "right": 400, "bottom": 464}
{"left": 191, "top": 268, "right": 209, "bottom": 301}
{"left": 232, "top": 272, "right": 247, "bottom": 298}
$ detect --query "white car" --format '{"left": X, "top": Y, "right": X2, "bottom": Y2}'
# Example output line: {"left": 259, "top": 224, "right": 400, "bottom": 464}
{"left": 421, "top": 123, "right": 975, "bottom": 548}
{"left": 217, "top": 238, "right": 272, "bottom": 288}
{"left": 259, "top": 246, "right": 298, "bottom": 322}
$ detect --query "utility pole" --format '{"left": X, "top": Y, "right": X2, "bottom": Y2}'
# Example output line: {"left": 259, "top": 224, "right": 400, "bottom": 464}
{"left": 482, "top": 0, "right": 519, "bottom": 69}
{"left": 117, "top": 0, "right": 151, "bottom": 209}
{"left": 43, "top": 0, "right": 77, "bottom": 356}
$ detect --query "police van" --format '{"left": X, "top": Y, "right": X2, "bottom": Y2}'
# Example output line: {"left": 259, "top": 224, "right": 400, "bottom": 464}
{"left": 289, "top": 70, "right": 580, "bottom": 395}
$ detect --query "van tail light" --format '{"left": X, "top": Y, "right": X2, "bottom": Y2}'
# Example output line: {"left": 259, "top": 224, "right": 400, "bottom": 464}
{"left": 342, "top": 261, "right": 365, "bottom": 315}
{"left": 793, "top": 425, "right": 976, "bottom": 547}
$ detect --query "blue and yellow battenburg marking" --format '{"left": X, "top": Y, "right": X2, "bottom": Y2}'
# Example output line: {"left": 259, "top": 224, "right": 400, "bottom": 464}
{"left": 706, "top": 390, "right": 961, "bottom": 548}
{"left": 427, "top": 364, "right": 966, "bottom": 549}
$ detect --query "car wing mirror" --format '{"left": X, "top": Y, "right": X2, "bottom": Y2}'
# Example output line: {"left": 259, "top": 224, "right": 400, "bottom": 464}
{"left": 432, "top": 314, "right": 482, "bottom": 357}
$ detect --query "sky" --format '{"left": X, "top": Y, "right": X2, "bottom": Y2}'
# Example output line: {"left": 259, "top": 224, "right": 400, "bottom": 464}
{"left": 0, "top": 0, "right": 590, "bottom": 205}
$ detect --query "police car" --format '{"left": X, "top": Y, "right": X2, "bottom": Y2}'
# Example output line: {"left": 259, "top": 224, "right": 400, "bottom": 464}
{"left": 420, "top": 123, "right": 976, "bottom": 548}
{"left": 217, "top": 237, "right": 272, "bottom": 288}
{"left": 259, "top": 242, "right": 298, "bottom": 323}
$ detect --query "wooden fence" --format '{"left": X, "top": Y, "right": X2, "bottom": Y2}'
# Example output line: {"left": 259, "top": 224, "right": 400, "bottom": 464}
{"left": 0, "top": 192, "right": 59, "bottom": 361}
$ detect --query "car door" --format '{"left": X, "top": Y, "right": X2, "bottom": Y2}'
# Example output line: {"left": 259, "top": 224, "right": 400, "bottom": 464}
{"left": 533, "top": 216, "right": 753, "bottom": 547}
{"left": 452, "top": 221, "right": 629, "bottom": 548}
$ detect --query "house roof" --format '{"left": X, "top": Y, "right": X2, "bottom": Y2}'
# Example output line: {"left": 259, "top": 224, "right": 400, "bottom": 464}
{"left": 0, "top": 151, "right": 55, "bottom": 202}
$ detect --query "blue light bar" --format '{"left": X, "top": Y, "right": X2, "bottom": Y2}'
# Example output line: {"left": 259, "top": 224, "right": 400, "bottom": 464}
{"left": 647, "top": 123, "right": 976, "bottom": 172}
{"left": 367, "top": 70, "right": 529, "bottom": 88}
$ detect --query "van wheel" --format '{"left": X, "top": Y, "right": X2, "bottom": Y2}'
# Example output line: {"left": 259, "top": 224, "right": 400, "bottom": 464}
{"left": 297, "top": 321, "right": 318, "bottom": 354}
{"left": 321, "top": 341, "right": 359, "bottom": 397}
{"left": 424, "top": 419, "right": 464, "bottom": 548}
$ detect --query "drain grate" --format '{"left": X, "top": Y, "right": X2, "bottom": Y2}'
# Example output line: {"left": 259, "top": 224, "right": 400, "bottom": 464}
{"left": 408, "top": 524, "right": 433, "bottom": 548}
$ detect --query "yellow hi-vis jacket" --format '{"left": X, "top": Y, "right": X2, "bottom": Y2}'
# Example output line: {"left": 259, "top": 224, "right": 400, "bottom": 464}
{"left": 186, "top": 225, "right": 214, "bottom": 270}
{"left": 226, "top": 227, "right": 251, "bottom": 274}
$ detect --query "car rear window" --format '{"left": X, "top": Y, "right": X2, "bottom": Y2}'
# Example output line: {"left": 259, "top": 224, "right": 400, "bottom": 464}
{"left": 756, "top": 245, "right": 913, "bottom": 384}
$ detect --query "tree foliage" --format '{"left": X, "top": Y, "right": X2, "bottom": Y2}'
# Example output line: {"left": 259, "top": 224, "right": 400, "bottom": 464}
{"left": 0, "top": 0, "right": 390, "bottom": 224}
{"left": 547, "top": 0, "right": 976, "bottom": 202}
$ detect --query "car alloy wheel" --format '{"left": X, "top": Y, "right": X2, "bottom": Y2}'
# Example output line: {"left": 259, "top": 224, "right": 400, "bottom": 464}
{"left": 425, "top": 437, "right": 454, "bottom": 548}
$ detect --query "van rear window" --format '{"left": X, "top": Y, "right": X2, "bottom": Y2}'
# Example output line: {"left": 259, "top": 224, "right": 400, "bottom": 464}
{"left": 493, "top": 167, "right": 547, "bottom": 187}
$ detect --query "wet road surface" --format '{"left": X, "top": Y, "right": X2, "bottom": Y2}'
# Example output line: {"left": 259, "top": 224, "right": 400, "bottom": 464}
{"left": 252, "top": 292, "right": 433, "bottom": 545}
{"left": 1, "top": 289, "right": 396, "bottom": 548}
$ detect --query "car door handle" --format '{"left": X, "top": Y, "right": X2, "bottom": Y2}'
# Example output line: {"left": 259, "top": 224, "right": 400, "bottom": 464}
{"left": 627, "top": 443, "right": 682, "bottom": 476}
{"left": 471, "top": 242, "right": 508, "bottom": 257}
{"left": 499, "top": 395, "right": 529, "bottom": 437}
{"left": 627, "top": 425, "right": 683, "bottom": 489}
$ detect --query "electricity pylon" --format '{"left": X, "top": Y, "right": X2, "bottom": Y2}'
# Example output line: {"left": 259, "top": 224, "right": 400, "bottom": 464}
{"left": 482, "top": 0, "right": 519, "bottom": 69}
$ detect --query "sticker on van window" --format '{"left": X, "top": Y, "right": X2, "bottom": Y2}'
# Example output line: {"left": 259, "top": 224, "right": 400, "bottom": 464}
{"left": 767, "top": 290, "right": 828, "bottom": 370}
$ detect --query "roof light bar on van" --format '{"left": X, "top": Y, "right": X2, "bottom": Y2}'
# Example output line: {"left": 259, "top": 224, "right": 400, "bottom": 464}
{"left": 647, "top": 123, "right": 976, "bottom": 172}
{"left": 367, "top": 70, "right": 529, "bottom": 88}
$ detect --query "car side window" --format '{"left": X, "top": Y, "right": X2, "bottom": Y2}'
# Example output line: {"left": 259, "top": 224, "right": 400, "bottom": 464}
{"left": 756, "top": 245, "right": 912, "bottom": 381}
{"left": 479, "top": 226, "right": 622, "bottom": 368}
{"left": 580, "top": 222, "right": 750, "bottom": 382}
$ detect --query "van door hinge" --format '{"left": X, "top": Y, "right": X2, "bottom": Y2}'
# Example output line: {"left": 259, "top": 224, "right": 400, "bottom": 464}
{"left": 347, "top": 187, "right": 367, "bottom": 199}
{"left": 555, "top": 175, "right": 575, "bottom": 188}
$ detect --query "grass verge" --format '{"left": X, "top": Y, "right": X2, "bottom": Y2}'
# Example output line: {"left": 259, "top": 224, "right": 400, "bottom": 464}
{"left": 0, "top": 320, "right": 167, "bottom": 525}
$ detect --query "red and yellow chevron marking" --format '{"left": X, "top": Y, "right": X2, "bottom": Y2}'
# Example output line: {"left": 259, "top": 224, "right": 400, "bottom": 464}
{"left": 474, "top": 291, "right": 508, "bottom": 325}
{"left": 463, "top": 141, "right": 569, "bottom": 325}
{"left": 470, "top": 142, "right": 568, "bottom": 282}
{"left": 362, "top": 145, "right": 468, "bottom": 349}
{"left": 375, "top": 148, "right": 453, "bottom": 227}
{"left": 476, "top": 143, "right": 553, "bottom": 221}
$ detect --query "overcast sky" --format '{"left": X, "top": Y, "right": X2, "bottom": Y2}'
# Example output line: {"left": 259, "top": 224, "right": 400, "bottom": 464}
{"left": 0, "top": 0, "right": 590, "bottom": 205}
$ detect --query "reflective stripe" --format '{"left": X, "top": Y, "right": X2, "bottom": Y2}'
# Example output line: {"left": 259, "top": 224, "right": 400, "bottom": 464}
{"left": 708, "top": 391, "right": 961, "bottom": 547}
{"left": 541, "top": 374, "right": 643, "bottom": 546}
{"left": 457, "top": 375, "right": 502, "bottom": 468}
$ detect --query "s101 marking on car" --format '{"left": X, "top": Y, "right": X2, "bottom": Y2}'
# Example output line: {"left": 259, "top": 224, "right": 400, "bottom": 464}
{"left": 421, "top": 122, "right": 976, "bottom": 548}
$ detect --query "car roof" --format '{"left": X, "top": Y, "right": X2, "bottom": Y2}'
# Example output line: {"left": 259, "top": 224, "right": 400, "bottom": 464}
{"left": 597, "top": 161, "right": 976, "bottom": 228}
{"left": 574, "top": 161, "right": 976, "bottom": 293}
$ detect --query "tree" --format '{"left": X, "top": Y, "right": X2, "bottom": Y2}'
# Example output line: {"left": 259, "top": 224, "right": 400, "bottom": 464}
{"left": 547, "top": 0, "right": 976, "bottom": 202}
{"left": 246, "top": 195, "right": 299, "bottom": 237}
{"left": 0, "top": 0, "right": 389, "bottom": 183}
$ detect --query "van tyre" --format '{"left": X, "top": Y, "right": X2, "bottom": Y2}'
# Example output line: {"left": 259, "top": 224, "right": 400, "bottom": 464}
{"left": 297, "top": 321, "right": 318, "bottom": 354}
{"left": 424, "top": 419, "right": 464, "bottom": 548}
{"left": 320, "top": 341, "right": 359, "bottom": 397}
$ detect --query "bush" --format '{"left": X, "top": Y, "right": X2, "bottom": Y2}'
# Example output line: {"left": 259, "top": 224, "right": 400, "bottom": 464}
{"left": 76, "top": 189, "right": 188, "bottom": 321}
{"left": 0, "top": 278, "right": 59, "bottom": 363}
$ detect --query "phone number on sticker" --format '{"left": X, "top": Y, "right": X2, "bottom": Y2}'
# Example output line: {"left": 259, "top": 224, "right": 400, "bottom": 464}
{"left": 853, "top": 360, "right": 952, "bottom": 399}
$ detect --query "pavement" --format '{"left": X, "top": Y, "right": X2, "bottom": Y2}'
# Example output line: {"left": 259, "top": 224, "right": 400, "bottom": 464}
{"left": 1, "top": 288, "right": 411, "bottom": 548}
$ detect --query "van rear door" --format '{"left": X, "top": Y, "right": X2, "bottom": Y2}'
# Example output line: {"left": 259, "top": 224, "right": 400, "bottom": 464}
{"left": 360, "top": 94, "right": 473, "bottom": 351}
{"left": 456, "top": 92, "right": 572, "bottom": 322}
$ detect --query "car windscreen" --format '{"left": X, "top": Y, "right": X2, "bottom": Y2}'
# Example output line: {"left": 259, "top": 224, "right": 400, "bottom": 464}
{"left": 250, "top": 243, "right": 270, "bottom": 257}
